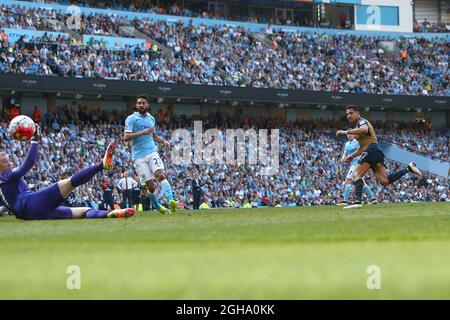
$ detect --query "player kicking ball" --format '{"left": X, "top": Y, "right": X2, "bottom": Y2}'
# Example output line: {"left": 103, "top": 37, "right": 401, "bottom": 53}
{"left": 337, "top": 133, "right": 377, "bottom": 206}
{"left": 124, "top": 94, "right": 177, "bottom": 214}
{"left": 0, "top": 129, "right": 135, "bottom": 220}
{"left": 336, "top": 105, "right": 422, "bottom": 209}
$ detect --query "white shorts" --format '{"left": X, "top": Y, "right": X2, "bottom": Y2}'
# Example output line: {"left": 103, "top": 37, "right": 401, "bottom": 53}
{"left": 134, "top": 152, "right": 165, "bottom": 184}
{"left": 346, "top": 164, "right": 357, "bottom": 180}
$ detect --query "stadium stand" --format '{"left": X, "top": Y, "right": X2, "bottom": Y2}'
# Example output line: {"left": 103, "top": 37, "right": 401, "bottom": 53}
{"left": 10, "top": 0, "right": 328, "bottom": 27}
{"left": 414, "top": 18, "right": 450, "bottom": 33}
{"left": 15, "top": 0, "right": 450, "bottom": 32}
{"left": 0, "top": 1, "right": 448, "bottom": 95}
{"left": 0, "top": 16, "right": 448, "bottom": 95}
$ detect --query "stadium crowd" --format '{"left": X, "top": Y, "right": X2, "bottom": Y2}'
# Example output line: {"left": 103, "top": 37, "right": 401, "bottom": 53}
{"left": 1, "top": 2, "right": 449, "bottom": 95}
{"left": 414, "top": 19, "right": 450, "bottom": 33}
{"left": 380, "top": 131, "right": 449, "bottom": 163}
{"left": 13, "top": 0, "right": 321, "bottom": 27}
{"left": 0, "top": 18, "right": 449, "bottom": 95}
{"left": 0, "top": 107, "right": 448, "bottom": 212}
{"left": 16, "top": 0, "right": 450, "bottom": 32}
{"left": 0, "top": 3, "right": 133, "bottom": 36}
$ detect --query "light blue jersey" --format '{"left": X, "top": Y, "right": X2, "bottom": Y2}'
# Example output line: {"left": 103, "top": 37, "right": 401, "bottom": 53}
{"left": 124, "top": 112, "right": 158, "bottom": 161}
{"left": 344, "top": 139, "right": 361, "bottom": 166}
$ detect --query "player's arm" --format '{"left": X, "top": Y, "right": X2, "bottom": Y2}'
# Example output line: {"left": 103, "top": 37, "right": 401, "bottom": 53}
{"left": 123, "top": 128, "right": 152, "bottom": 142}
{"left": 346, "top": 125, "right": 368, "bottom": 135}
{"left": 9, "top": 141, "right": 39, "bottom": 181}
{"left": 149, "top": 128, "right": 170, "bottom": 148}
{"left": 346, "top": 146, "right": 365, "bottom": 163}
{"left": 337, "top": 119, "right": 369, "bottom": 136}
{"left": 336, "top": 126, "right": 368, "bottom": 136}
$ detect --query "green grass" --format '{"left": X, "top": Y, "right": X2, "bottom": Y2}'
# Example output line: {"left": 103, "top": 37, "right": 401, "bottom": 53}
{"left": 0, "top": 202, "right": 449, "bottom": 299}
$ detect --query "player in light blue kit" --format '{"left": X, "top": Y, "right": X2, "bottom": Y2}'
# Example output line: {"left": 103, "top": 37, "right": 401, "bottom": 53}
{"left": 124, "top": 94, "right": 177, "bottom": 214}
{"left": 337, "top": 133, "right": 377, "bottom": 206}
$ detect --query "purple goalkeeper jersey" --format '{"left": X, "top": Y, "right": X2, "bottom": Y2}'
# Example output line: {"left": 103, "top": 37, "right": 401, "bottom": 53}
{"left": 0, "top": 142, "right": 38, "bottom": 213}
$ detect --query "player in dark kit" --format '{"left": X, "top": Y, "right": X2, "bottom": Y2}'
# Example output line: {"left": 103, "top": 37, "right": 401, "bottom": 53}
{"left": 336, "top": 105, "right": 422, "bottom": 209}
{"left": 0, "top": 129, "right": 135, "bottom": 220}
{"left": 101, "top": 177, "right": 115, "bottom": 210}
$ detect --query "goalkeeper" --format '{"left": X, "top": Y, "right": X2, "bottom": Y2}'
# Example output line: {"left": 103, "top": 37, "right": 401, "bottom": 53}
{"left": 0, "top": 127, "right": 134, "bottom": 220}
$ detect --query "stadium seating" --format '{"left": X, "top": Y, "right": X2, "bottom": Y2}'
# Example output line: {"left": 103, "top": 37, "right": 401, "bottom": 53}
{"left": 12, "top": 0, "right": 450, "bottom": 32}
{"left": 0, "top": 2, "right": 449, "bottom": 96}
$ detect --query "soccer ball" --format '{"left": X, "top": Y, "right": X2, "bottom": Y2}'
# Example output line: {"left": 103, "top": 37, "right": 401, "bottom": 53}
{"left": 8, "top": 115, "right": 36, "bottom": 141}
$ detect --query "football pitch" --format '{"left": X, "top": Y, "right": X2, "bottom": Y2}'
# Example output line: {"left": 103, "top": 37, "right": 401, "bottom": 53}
{"left": 0, "top": 202, "right": 449, "bottom": 299}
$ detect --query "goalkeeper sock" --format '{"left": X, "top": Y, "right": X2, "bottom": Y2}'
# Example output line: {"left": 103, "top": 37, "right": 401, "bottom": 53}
{"left": 70, "top": 164, "right": 103, "bottom": 188}
{"left": 85, "top": 209, "right": 108, "bottom": 219}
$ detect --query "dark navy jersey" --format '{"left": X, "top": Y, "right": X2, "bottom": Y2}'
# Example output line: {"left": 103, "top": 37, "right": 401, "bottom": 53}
{"left": 101, "top": 182, "right": 113, "bottom": 197}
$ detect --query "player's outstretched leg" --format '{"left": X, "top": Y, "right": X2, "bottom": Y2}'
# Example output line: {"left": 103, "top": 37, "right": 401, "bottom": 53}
{"left": 386, "top": 162, "right": 422, "bottom": 184}
{"left": 67, "top": 207, "right": 135, "bottom": 219}
{"left": 77, "top": 207, "right": 135, "bottom": 219}
{"left": 66, "top": 207, "right": 111, "bottom": 219}
{"left": 23, "top": 205, "right": 135, "bottom": 220}
{"left": 102, "top": 142, "right": 116, "bottom": 171}
{"left": 58, "top": 142, "right": 117, "bottom": 199}
{"left": 375, "top": 162, "right": 422, "bottom": 187}
{"left": 406, "top": 162, "right": 422, "bottom": 177}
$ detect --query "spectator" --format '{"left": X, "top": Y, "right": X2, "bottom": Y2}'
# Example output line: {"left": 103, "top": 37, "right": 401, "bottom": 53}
{"left": 0, "top": 3, "right": 448, "bottom": 96}
{"left": 10, "top": 105, "right": 19, "bottom": 120}
{"left": 192, "top": 171, "right": 202, "bottom": 210}
{"left": 33, "top": 106, "right": 41, "bottom": 124}
{"left": 0, "top": 29, "right": 7, "bottom": 43}
{"left": 340, "top": 13, "right": 347, "bottom": 29}
{"left": 425, "top": 119, "right": 432, "bottom": 132}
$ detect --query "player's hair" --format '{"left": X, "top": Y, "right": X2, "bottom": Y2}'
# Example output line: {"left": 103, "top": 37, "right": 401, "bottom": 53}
{"left": 136, "top": 94, "right": 150, "bottom": 103}
{"left": 346, "top": 105, "right": 359, "bottom": 112}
